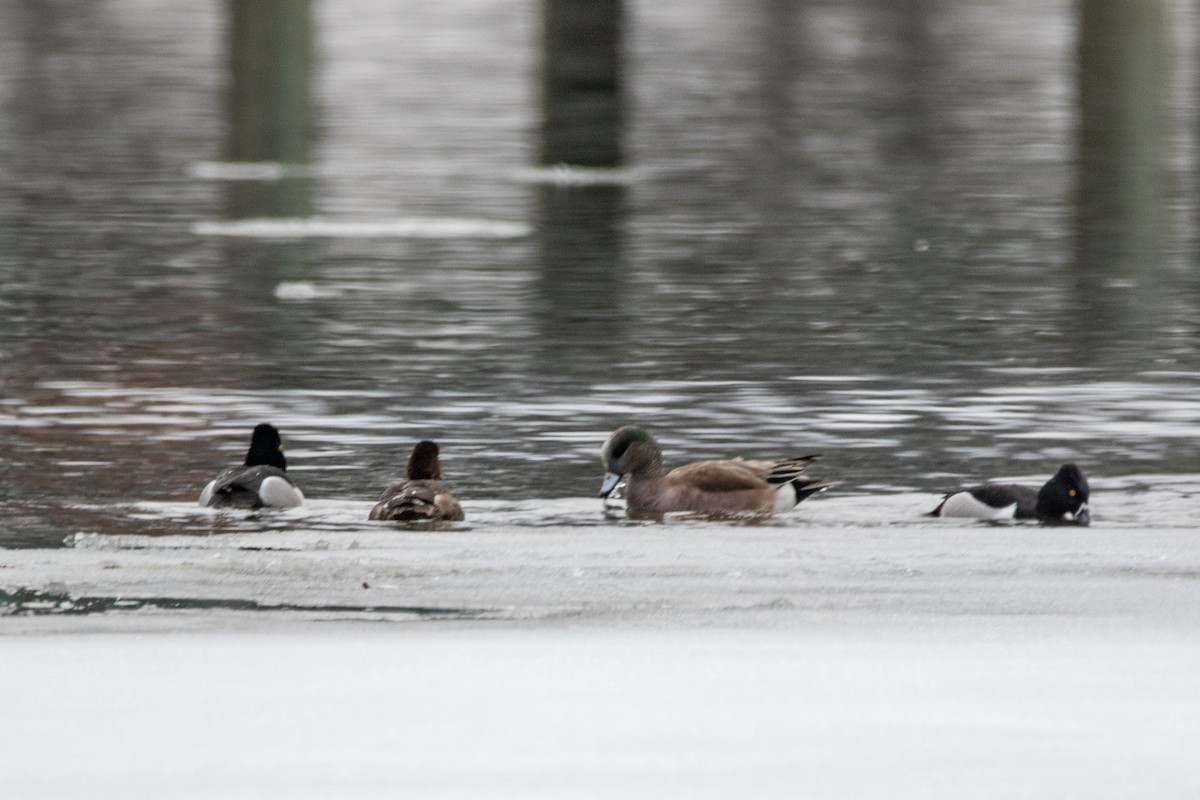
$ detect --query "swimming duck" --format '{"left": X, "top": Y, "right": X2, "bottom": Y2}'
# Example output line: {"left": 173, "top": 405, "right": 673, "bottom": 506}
{"left": 929, "top": 463, "right": 1090, "bottom": 524}
{"left": 368, "top": 440, "right": 465, "bottom": 522}
{"left": 199, "top": 423, "right": 305, "bottom": 509}
{"left": 599, "top": 425, "right": 829, "bottom": 517}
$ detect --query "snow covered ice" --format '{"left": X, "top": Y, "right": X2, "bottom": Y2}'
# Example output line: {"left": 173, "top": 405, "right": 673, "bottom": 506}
{"left": 3, "top": 495, "right": 1200, "bottom": 798}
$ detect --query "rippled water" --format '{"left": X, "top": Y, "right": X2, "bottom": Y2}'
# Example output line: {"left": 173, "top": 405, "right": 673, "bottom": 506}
{"left": 3, "top": 0, "right": 1200, "bottom": 547}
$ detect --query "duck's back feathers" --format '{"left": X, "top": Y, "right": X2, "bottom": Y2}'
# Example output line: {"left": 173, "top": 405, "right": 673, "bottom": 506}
{"left": 930, "top": 484, "right": 1035, "bottom": 520}
{"left": 200, "top": 464, "right": 304, "bottom": 509}
{"left": 666, "top": 460, "right": 769, "bottom": 493}
{"left": 763, "top": 455, "right": 822, "bottom": 486}
{"left": 764, "top": 456, "right": 831, "bottom": 507}
{"left": 368, "top": 479, "right": 464, "bottom": 522}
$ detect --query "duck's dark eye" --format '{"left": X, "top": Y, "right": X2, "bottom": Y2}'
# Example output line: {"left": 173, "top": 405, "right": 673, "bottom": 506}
{"left": 611, "top": 441, "right": 629, "bottom": 459}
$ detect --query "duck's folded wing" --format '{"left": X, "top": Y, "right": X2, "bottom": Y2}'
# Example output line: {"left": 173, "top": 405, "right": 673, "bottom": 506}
{"left": 764, "top": 455, "right": 821, "bottom": 485}
{"left": 975, "top": 484, "right": 1038, "bottom": 515}
{"left": 204, "top": 465, "right": 298, "bottom": 508}
{"left": 370, "top": 480, "right": 464, "bottom": 521}
{"left": 666, "top": 460, "right": 769, "bottom": 492}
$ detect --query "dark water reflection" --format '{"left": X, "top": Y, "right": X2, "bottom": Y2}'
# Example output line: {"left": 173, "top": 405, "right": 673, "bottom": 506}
{"left": 541, "top": 0, "right": 623, "bottom": 167}
{"left": 2, "top": 0, "right": 1200, "bottom": 546}
{"left": 1074, "top": 0, "right": 1168, "bottom": 340}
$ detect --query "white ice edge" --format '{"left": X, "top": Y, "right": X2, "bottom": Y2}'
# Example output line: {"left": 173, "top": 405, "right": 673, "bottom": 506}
{"left": 191, "top": 216, "right": 531, "bottom": 239}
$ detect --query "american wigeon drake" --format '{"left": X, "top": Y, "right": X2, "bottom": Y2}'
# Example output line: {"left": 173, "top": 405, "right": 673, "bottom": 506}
{"left": 369, "top": 440, "right": 465, "bottom": 522}
{"left": 199, "top": 423, "right": 305, "bottom": 509}
{"left": 599, "top": 425, "right": 830, "bottom": 517}
{"left": 929, "top": 463, "right": 1090, "bottom": 525}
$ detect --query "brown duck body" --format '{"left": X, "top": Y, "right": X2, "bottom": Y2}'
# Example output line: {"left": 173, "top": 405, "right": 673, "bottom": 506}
{"left": 620, "top": 458, "right": 816, "bottom": 515}
{"left": 601, "top": 426, "right": 828, "bottom": 517}
{"left": 368, "top": 440, "right": 464, "bottom": 522}
{"left": 369, "top": 479, "right": 464, "bottom": 521}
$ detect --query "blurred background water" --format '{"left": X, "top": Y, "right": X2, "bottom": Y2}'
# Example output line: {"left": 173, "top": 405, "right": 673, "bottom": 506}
{"left": 3, "top": 0, "right": 1200, "bottom": 546}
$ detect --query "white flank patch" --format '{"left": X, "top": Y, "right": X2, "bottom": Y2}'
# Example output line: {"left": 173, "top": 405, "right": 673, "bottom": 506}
{"left": 774, "top": 484, "right": 798, "bottom": 512}
{"left": 191, "top": 217, "right": 530, "bottom": 240}
{"left": 197, "top": 480, "right": 217, "bottom": 507}
{"left": 258, "top": 477, "right": 305, "bottom": 509}
{"left": 938, "top": 492, "right": 1016, "bottom": 520}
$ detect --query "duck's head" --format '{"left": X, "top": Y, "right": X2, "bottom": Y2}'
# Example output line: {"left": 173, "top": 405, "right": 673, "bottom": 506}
{"left": 600, "top": 426, "right": 663, "bottom": 497}
{"left": 406, "top": 440, "right": 443, "bottom": 481}
{"left": 1037, "top": 463, "right": 1090, "bottom": 524}
{"left": 245, "top": 423, "right": 288, "bottom": 471}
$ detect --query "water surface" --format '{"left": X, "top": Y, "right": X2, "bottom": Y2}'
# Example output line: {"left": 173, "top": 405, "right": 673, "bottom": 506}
{"left": 2, "top": 0, "right": 1200, "bottom": 546}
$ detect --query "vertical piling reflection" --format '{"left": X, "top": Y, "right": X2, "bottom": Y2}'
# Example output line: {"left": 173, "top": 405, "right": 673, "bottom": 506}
{"left": 540, "top": 0, "right": 623, "bottom": 167}
{"left": 879, "top": 0, "right": 938, "bottom": 268}
{"left": 1074, "top": 0, "right": 1167, "bottom": 334}
{"left": 226, "top": 0, "right": 315, "bottom": 220}
{"left": 535, "top": 0, "right": 626, "bottom": 371}
{"left": 753, "top": 0, "right": 804, "bottom": 273}
{"left": 222, "top": 0, "right": 317, "bottom": 358}
{"left": 535, "top": 184, "right": 625, "bottom": 370}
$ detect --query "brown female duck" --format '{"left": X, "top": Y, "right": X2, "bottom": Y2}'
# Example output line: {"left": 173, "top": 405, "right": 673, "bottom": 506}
{"left": 369, "top": 440, "right": 465, "bottom": 522}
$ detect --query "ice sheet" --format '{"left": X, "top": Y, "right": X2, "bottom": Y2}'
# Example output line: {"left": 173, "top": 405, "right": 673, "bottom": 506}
{"left": 2, "top": 625, "right": 1198, "bottom": 799}
{"left": 4, "top": 507, "right": 1200, "bottom": 798}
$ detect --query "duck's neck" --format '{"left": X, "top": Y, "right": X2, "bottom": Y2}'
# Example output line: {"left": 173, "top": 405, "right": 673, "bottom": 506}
{"left": 246, "top": 445, "right": 286, "bottom": 471}
{"left": 630, "top": 450, "right": 664, "bottom": 479}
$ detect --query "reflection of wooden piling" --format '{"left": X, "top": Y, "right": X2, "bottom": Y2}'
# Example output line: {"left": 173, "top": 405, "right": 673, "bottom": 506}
{"left": 536, "top": 1, "right": 626, "bottom": 367}
{"left": 535, "top": 183, "right": 624, "bottom": 366}
{"left": 540, "top": 0, "right": 623, "bottom": 167}
{"left": 224, "top": 0, "right": 316, "bottom": 289}
{"left": 1075, "top": 0, "right": 1165, "bottom": 280}
{"left": 228, "top": 0, "right": 315, "bottom": 165}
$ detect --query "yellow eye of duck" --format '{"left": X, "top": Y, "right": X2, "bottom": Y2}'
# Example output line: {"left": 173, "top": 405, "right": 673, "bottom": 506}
{"left": 1068, "top": 488, "right": 1076, "bottom": 497}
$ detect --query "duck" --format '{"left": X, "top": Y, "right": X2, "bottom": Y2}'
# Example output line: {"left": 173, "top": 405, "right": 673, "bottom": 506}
{"left": 929, "top": 463, "right": 1090, "bottom": 525}
{"left": 599, "top": 425, "right": 830, "bottom": 517}
{"left": 368, "top": 440, "right": 465, "bottom": 522}
{"left": 198, "top": 423, "right": 305, "bottom": 509}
